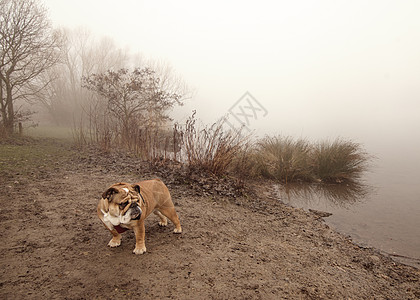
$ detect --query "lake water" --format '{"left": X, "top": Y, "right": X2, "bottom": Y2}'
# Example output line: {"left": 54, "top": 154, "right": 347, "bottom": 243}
{"left": 274, "top": 142, "right": 420, "bottom": 268}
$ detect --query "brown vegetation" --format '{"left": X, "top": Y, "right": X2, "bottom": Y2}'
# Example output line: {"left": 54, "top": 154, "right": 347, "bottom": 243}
{"left": 72, "top": 106, "right": 371, "bottom": 187}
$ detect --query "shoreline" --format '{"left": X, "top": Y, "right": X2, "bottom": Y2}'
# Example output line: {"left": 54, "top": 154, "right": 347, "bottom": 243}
{"left": 270, "top": 181, "right": 420, "bottom": 270}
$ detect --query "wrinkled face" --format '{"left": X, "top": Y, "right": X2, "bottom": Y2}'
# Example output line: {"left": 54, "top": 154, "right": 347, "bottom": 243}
{"left": 101, "top": 183, "right": 142, "bottom": 226}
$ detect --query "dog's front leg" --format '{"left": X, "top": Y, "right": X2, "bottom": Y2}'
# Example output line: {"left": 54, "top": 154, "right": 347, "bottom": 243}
{"left": 99, "top": 219, "right": 122, "bottom": 247}
{"left": 108, "top": 229, "right": 122, "bottom": 247}
{"left": 133, "top": 221, "right": 146, "bottom": 254}
{"left": 104, "top": 225, "right": 121, "bottom": 247}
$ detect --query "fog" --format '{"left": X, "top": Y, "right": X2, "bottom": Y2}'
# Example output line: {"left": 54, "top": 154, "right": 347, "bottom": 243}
{"left": 43, "top": 0, "right": 419, "bottom": 147}
{"left": 42, "top": 1, "right": 420, "bottom": 263}
{"left": 43, "top": 0, "right": 420, "bottom": 165}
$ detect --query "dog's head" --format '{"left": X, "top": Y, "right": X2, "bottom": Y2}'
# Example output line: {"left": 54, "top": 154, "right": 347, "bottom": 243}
{"left": 100, "top": 182, "right": 143, "bottom": 226}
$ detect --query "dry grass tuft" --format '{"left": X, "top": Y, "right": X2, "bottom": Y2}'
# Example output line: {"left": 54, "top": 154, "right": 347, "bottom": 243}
{"left": 312, "top": 139, "right": 370, "bottom": 183}
{"left": 182, "top": 112, "right": 249, "bottom": 176}
{"left": 255, "top": 136, "right": 313, "bottom": 183}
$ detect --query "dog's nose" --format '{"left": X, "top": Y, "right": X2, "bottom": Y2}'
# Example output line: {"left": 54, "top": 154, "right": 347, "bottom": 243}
{"left": 131, "top": 205, "right": 142, "bottom": 220}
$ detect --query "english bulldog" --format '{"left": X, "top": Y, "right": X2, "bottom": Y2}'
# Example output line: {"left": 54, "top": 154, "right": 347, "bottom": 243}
{"left": 97, "top": 179, "right": 182, "bottom": 254}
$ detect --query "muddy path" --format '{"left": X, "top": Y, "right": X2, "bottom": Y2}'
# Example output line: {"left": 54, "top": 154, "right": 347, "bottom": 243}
{"left": 0, "top": 139, "right": 419, "bottom": 299}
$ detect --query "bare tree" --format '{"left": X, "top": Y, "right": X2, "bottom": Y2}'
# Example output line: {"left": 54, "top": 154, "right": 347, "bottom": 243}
{"left": 82, "top": 68, "right": 185, "bottom": 144}
{"left": 136, "top": 57, "right": 192, "bottom": 103}
{"left": 0, "top": 0, "right": 61, "bottom": 134}
{"left": 33, "top": 28, "right": 130, "bottom": 125}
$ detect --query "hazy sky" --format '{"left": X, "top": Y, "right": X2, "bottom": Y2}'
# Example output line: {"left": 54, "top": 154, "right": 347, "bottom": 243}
{"left": 43, "top": 0, "right": 420, "bottom": 148}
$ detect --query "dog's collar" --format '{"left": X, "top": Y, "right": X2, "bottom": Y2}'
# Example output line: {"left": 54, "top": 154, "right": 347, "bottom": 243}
{"left": 114, "top": 225, "right": 128, "bottom": 233}
{"left": 138, "top": 191, "right": 146, "bottom": 205}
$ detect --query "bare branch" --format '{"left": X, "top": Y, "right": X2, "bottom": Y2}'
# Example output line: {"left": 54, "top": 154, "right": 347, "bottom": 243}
{"left": 0, "top": 0, "right": 62, "bottom": 133}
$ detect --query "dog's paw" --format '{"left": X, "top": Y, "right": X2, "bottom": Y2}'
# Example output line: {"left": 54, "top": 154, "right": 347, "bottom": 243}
{"left": 108, "top": 238, "right": 121, "bottom": 247}
{"left": 133, "top": 246, "right": 147, "bottom": 255}
{"left": 158, "top": 220, "right": 168, "bottom": 227}
{"left": 173, "top": 227, "right": 182, "bottom": 234}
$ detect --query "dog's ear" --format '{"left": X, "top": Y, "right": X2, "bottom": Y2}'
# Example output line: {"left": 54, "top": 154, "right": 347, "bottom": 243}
{"left": 132, "top": 184, "right": 141, "bottom": 194}
{"left": 102, "top": 187, "right": 118, "bottom": 202}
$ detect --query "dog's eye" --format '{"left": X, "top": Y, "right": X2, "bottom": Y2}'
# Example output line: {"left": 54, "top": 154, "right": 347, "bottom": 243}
{"left": 119, "top": 202, "right": 128, "bottom": 209}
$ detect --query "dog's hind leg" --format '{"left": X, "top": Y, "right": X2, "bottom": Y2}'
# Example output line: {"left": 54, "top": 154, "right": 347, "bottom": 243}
{"left": 154, "top": 210, "right": 168, "bottom": 227}
{"left": 158, "top": 206, "right": 182, "bottom": 234}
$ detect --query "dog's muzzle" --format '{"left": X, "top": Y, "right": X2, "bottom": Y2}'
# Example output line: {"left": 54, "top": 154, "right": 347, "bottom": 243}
{"left": 130, "top": 203, "right": 141, "bottom": 220}
{"left": 101, "top": 203, "right": 141, "bottom": 226}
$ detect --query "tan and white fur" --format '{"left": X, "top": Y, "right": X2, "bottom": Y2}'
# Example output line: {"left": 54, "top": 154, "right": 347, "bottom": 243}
{"left": 97, "top": 179, "right": 182, "bottom": 254}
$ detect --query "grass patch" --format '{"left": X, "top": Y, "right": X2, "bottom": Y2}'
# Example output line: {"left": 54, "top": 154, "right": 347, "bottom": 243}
{"left": 0, "top": 137, "right": 73, "bottom": 181}
{"left": 312, "top": 139, "right": 370, "bottom": 183}
{"left": 253, "top": 136, "right": 370, "bottom": 183}
{"left": 26, "top": 126, "right": 73, "bottom": 140}
{"left": 255, "top": 136, "right": 313, "bottom": 183}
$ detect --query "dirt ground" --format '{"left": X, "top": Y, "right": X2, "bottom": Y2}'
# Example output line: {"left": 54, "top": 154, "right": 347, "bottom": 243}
{"left": 1, "top": 138, "right": 419, "bottom": 299}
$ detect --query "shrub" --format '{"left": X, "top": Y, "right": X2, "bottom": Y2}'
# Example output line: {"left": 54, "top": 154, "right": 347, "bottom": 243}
{"left": 312, "top": 139, "right": 370, "bottom": 183}
{"left": 226, "top": 143, "right": 261, "bottom": 190}
{"left": 255, "top": 136, "right": 313, "bottom": 183}
{"left": 182, "top": 113, "right": 249, "bottom": 176}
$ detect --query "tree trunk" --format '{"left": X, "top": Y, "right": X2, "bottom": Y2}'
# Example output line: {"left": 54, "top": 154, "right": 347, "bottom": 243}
{"left": 0, "top": 83, "right": 14, "bottom": 134}
{"left": 5, "top": 84, "right": 14, "bottom": 134}
{"left": 0, "top": 79, "right": 6, "bottom": 132}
